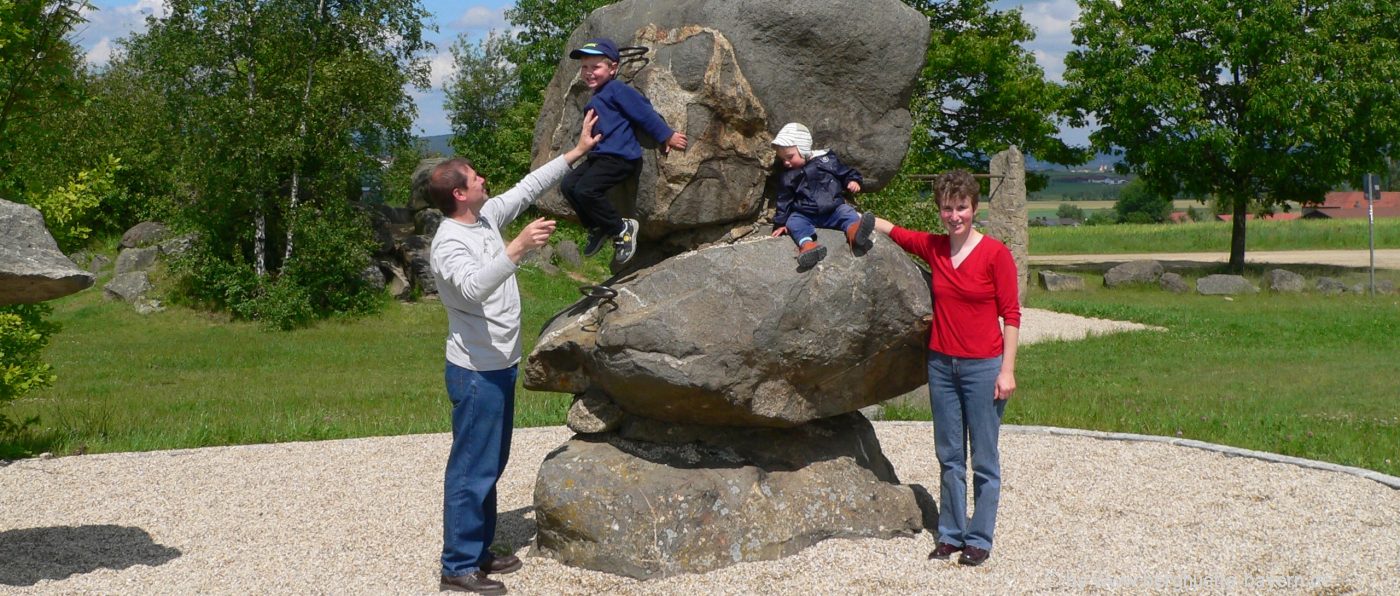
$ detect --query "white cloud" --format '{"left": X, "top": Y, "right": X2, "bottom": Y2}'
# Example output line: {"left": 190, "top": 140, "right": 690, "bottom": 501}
{"left": 428, "top": 51, "right": 458, "bottom": 89}
{"left": 450, "top": 6, "right": 508, "bottom": 32}
{"left": 73, "top": 0, "right": 171, "bottom": 65}
{"left": 84, "top": 37, "right": 114, "bottom": 65}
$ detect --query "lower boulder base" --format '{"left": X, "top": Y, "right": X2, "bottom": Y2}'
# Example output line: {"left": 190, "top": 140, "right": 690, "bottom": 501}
{"left": 532, "top": 413, "right": 933, "bottom": 578}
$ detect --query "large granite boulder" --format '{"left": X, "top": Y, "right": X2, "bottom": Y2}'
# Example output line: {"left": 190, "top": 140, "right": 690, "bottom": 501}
{"left": 1, "top": 198, "right": 95, "bottom": 305}
{"left": 529, "top": 0, "right": 929, "bottom": 250}
{"left": 525, "top": 234, "right": 932, "bottom": 427}
{"left": 1266, "top": 268, "right": 1305, "bottom": 293}
{"left": 533, "top": 413, "right": 931, "bottom": 578}
{"left": 119, "top": 221, "right": 170, "bottom": 248}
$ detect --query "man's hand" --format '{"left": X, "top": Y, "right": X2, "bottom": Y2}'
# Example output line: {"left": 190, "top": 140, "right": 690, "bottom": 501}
{"left": 846, "top": 180, "right": 862, "bottom": 193}
{"left": 564, "top": 110, "right": 602, "bottom": 165}
{"left": 506, "top": 218, "right": 557, "bottom": 263}
{"left": 771, "top": 226, "right": 788, "bottom": 238}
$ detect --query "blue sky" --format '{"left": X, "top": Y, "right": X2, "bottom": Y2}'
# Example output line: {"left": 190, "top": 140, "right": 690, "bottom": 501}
{"left": 77, "top": 0, "right": 1087, "bottom": 144}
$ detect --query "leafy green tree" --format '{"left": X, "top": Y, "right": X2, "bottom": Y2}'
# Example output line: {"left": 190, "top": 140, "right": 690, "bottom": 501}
{"left": 1114, "top": 179, "right": 1172, "bottom": 224}
{"left": 1066, "top": 0, "right": 1400, "bottom": 271}
{"left": 0, "top": 0, "right": 89, "bottom": 198}
{"left": 1056, "top": 203, "right": 1085, "bottom": 222}
{"left": 118, "top": 0, "right": 430, "bottom": 327}
{"left": 0, "top": 303, "right": 56, "bottom": 444}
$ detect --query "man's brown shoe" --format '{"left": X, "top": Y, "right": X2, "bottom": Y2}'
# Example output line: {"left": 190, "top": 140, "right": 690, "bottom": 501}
{"left": 484, "top": 554, "right": 522, "bottom": 575}
{"left": 958, "top": 545, "right": 990, "bottom": 566}
{"left": 440, "top": 571, "right": 506, "bottom": 594}
{"left": 928, "top": 542, "right": 963, "bottom": 560}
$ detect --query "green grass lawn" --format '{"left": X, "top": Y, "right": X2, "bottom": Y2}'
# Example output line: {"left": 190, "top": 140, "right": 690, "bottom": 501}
{"left": 1030, "top": 217, "right": 1400, "bottom": 254}
{"left": 6, "top": 249, "right": 1399, "bottom": 477}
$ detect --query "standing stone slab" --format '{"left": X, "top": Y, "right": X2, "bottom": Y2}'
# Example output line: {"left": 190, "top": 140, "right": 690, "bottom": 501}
{"left": 987, "top": 147, "right": 1028, "bottom": 303}
{"left": 1, "top": 198, "right": 95, "bottom": 305}
{"left": 533, "top": 413, "right": 929, "bottom": 578}
{"left": 115, "top": 246, "right": 161, "bottom": 275}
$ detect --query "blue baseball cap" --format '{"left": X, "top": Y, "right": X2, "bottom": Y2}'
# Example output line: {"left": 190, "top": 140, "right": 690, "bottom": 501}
{"left": 569, "top": 37, "right": 620, "bottom": 62}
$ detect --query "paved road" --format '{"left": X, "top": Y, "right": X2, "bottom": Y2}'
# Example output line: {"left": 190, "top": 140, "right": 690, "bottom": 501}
{"left": 1029, "top": 249, "right": 1400, "bottom": 270}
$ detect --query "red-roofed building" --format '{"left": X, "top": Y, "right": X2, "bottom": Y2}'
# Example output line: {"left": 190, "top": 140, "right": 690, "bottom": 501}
{"left": 1302, "top": 191, "right": 1400, "bottom": 219}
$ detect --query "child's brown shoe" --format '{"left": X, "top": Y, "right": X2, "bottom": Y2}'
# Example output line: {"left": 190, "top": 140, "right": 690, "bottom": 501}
{"left": 846, "top": 211, "right": 875, "bottom": 253}
{"left": 797, "top": 240, "right": 827, "bottom": 269}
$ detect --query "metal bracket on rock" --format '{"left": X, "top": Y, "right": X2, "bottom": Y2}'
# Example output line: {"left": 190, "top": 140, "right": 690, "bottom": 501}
{"left": 578, "top": 285, "right": 619, "bottom": 332}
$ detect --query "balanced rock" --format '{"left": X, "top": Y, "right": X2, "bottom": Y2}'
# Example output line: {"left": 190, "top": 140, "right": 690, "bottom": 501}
{"left": 529, "top": 0, "right": 929, "bottom": 251}
{"left": 525, "top": 235, "right": 931, "bottom": 427}
{"left": 533, "top": 413, "right": 931, "bottom": 578}
{"left": 1, "top": 198, "right": 94, "bottom": 304}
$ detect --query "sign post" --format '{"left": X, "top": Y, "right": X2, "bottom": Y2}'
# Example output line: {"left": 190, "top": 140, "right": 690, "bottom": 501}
{"left": 1364, "top": 173, "right": 1378, "bottom": 296}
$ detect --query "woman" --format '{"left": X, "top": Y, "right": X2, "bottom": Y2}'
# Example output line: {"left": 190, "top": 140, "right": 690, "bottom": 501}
{"left": 874, "top": 169, "right": 1020, "bottom": 567}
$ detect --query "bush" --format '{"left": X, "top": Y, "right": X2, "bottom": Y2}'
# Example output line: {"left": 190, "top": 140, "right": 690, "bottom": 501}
{"left": 1085, "top": 210, "right": 1120, "bottom": 226}
{"left": 168, "top": 201, "right": 382, "bottom": 330}
{"left": 26, "top": 155, "right": 122, "bottom": 252}
{"left": 0, "top": 304, "right": 58, "bottom": 442}
{"left": 1056, "top": 203, "right": 1086, "bottom": 221}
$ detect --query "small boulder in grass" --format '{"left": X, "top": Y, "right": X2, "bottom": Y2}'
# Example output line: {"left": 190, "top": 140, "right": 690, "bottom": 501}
{"left": 1316, "top": 277, "right": 1347, "bottom": 296}
{"left": 1266, "top": 268, "right": 1306, "bottom": 293}
{"left": 1039, "top": 270, "right": 1085, "bottom": 292}
{"left": 1104, "top": 260, "right": 1164, "bottom": 287}
{"left": 1197, "top": 274, "right": 1258, "bottom": 295}
{"left": 1159, "top": 272, "right": 1189, "bottom": 293}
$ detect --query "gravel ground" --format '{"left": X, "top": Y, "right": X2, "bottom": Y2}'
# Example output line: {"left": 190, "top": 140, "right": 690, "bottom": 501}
{"left": 4, "top": 310, "right": 1396, "bottom": 595}
{"left": 4, "top": 424, "right": 1398, "bottom": 595}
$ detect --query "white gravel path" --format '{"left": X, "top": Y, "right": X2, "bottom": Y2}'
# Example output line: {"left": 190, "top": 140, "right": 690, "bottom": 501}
{"left": 4, "top": 424, "right": 1398, "bottom": 595}
{"left": 4, "top": 308, "right": 1395, "bottom": 595}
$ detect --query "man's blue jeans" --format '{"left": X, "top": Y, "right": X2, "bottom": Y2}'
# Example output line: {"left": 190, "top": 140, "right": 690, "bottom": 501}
{"left": 785, "top": 203, "right": 861, "bottom": 246}
{"left": 927, "top": 351, "right": 1006, "bottom": 551}
{"left": 441, "top": 362, "right": 516, "bottom": 577}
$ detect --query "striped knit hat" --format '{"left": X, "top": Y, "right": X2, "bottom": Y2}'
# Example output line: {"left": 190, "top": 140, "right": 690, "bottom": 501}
{"left": 771, "top": 122, "right": 814, "bottom": 158}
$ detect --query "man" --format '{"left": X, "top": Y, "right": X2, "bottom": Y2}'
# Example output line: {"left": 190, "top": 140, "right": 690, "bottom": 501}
{"left": 428, "top": 111, "right": 599, "bottom": 594}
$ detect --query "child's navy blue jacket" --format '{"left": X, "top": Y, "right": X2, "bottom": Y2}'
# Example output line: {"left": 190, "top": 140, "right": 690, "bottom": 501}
{"left": 773, "top": 152, "right": 863, "bottom": 228}
{"left": 584, "top": 79, "right": 675, "bottom": 161}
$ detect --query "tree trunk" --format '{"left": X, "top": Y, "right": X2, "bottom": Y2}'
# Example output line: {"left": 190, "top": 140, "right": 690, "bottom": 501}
{"left": 283, "top": 0, "right": 326, "bottom": 266}
{"left": 1228, "top": 195, "right": 1248, "bottom": 273}
{"left": 244, "top": 6, "right": 267, "bottom": 277}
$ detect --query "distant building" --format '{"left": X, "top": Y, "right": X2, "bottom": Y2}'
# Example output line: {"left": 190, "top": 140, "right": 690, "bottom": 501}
{"left": 1301, "top": 191, "right": 1400, "bottom": 219}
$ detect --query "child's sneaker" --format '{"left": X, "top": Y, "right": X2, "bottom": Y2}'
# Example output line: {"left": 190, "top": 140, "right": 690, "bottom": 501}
{"left": 846, "top": 211, "right": 875, "bottom": 252}
{"left": 612, "top": 218, "right": 639, "bottom": 266}
{"left": 797, "top": 240, "right": 827, "bottom": 268}
{"left": 583, "top": 229, "right": 608, "bottom": 257}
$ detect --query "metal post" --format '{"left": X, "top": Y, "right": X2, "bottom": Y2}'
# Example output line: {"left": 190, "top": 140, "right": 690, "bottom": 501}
{"left": 1365, "top": 173, "right": 1377, "bottom": 296}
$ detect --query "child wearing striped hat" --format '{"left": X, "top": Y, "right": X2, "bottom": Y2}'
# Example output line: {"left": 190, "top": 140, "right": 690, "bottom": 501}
{"left": 770, "top": 122, "right": 875, "bottom": 268}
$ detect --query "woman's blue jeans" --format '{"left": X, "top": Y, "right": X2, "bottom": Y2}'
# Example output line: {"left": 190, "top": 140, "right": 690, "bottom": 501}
{"left": 441, "top": 362, "right": 516, "bottom": 577}
{"left": 927, "top": 351, "right": 1006, "bottom": 551}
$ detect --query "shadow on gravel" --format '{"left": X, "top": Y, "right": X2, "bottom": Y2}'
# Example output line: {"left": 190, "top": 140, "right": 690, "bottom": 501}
{"left": 0, "top": 525, "right": 181, "bottom": 586}
{"left": 497, "top": 506, "right": 536, "bottom": 553}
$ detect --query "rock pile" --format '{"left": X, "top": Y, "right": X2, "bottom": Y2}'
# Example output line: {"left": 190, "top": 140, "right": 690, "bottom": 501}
{"left": 519, "top": 0, "right": 935, "bottom": 578}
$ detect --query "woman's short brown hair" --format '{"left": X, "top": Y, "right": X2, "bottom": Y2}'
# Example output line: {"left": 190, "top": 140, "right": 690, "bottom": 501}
{"left": 934, "top": 169, "right": 979, "bottom": 210}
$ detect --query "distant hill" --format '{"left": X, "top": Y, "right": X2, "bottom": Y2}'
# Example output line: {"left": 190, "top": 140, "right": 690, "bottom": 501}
{"left": 417, "top": 134, "right": 454, "bottom": 157}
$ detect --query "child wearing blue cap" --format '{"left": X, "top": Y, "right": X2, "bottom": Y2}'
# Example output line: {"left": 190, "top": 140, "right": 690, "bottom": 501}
{"left": 562, "top": 37, "right": 688, "bottom": 266}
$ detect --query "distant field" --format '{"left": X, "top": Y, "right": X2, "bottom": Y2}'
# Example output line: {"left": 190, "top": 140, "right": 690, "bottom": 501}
{"left": 1029, "top": 217, "right": 1400, "bottom": 254}
{"left": 1030, "top": 169, "right": 1133, "bottom": 201}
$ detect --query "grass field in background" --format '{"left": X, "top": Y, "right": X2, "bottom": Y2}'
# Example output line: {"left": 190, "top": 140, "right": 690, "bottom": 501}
{"left": 1029, "top": 217, "right": 1400, "bottom": 254}
{"left": 885, "top": 265, "right": 1400, "bottom": 476}
{"left": 6, "top": 235, "right": 1399, "bottom": 477}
